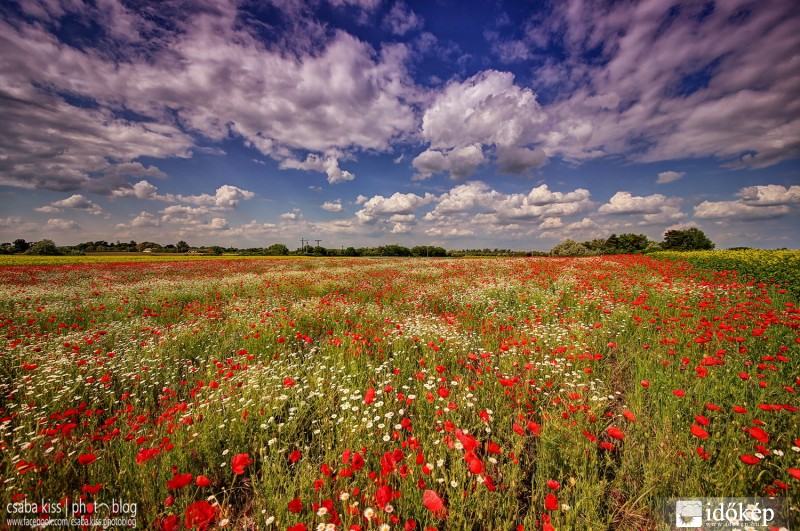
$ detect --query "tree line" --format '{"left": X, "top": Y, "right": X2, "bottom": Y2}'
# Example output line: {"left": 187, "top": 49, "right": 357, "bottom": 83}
{"left": 1, "top": 228, "right": 717, "bottom": 257}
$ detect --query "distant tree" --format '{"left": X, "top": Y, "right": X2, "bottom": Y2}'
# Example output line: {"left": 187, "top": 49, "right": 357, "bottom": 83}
{"left": 26, "top": 239, "right": 62, "bottom": 255}
{"left": 662, "top": 228, "right": 715, "bottom": 251}
{"left": 550, "top": 239, "right": 591, "bottom": 256}
{"left": 343, "top": 246, "right": 359, "bottom": 257}
{"left": 176, "top": 240, "right": 189, "bottom": 253}
{"left": 267, "top": 243, "right": 289, "bottom": 255}
{"left": 311, "top": 245, "right": 327, "bottom": 256}
{"left": 136, "top": 242, "right": 161, "bottom": 252}
{"left": 209, "top": 246, "right": 224, "bottom": 255}
{"left": 12, "top": 239, "right": 30, "bottom": 254}
{"left": 411, "top": 245, "right": 447, "bottom": 257}
{"left": 616, "top": 233, "right": 650, "bottom": 254}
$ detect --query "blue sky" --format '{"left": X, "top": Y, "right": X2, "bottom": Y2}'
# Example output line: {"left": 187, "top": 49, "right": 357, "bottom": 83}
{"left": 0, "top": 0, "right": 798, "bottom": 251}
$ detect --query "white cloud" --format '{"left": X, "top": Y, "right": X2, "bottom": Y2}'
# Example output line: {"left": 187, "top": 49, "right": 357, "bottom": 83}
{"left": 177, "top": 185, "right": 255, "bottom": 208}
{"left": 599, "top": 192, "right": 676, "bottom": 215}
{"left": 112, "top": 181, "right": 254, "bottom": 209}
{"left": 46, "top": 218, "right": 81, "bottom": 231}
{"left": 656, "top": 171, "right": 685, "bottom": 184}
{"left": 384, "top": 2, "right": 423, "bottom": 36}
{"left": 694, "top": 201, "right": 791, "bottom": 221}
{"left": 737, "top": 184, "right": 800, "bottom": 206}
{"left": 280, "top": 153, "right": 355, "bottom": 184}
{"left": 354, "top": 194, "right": 369, "bottom": 205}
{"left": 280, "top": 209, "right": 302, "bottom": 220}
{"left": 541, "top": 0, "right": 800, "bottom": 168}
{"left": 37, "top": 194, "right": 105, "bottom": 216}
{"left": 321, "top": 200, "right": 344, "bottom": 212}
{"left": 415, "top": 70, "right": 548, "bottom": 178}
{"left": 356, "top": 191, "right": 436, "bottom": 223}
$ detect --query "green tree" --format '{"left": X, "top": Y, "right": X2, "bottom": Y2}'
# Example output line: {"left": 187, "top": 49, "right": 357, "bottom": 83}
{"left": 662, "top": 228, "right": 715, "bottom": 251}
{"left": 267, "top": 243, "right": 289, "bottom": 255}
{"left": 26, "top": 239, "right": 62, "bottom": 255}
{"left": 176, "top": 240, "right": 190, "bottom": 253}
{"left": 550, "top": 239, "right": 591, "bottom": 256}
{"left": 12, "top": 239, "right": 30, "bottom": 253}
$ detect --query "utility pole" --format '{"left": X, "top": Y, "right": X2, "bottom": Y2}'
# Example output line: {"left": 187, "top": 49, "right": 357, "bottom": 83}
{"left": 315, "top": 239, "right": 322, "bottom": 247}
{"left": 300, "top": 238, "right": 307, "bottom": 252}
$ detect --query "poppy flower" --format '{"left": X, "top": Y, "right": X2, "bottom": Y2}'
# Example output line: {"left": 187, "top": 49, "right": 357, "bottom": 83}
{"left": 364, "top": 387, "right": 376, "bottom": 405}
{"left": 545, "top": 493, "right": 559, "bottom": 511}
{"left": 622, "top": 410, "right": 636, "bottom": 422}
{"left": 195, "top": 475, "right": 211, "bottom": 487}
{"left": 739, "top": 454, "right": 761, "bottom": 465}
{"left": 160, "top": 514, "right": 179, "bottom": 531}
{"left": 283, "top": 377, "right": 296, "bottom": 387}
{"left": 77, "top": 453, "right": 97, "bottom": 466}
{"left": 289, "top": 450, "right": 301, "bottom": 464}
{"left": 231, "top": 453, "right": 252, "bottom": 474}
{"left": 422, "top": 489, "right": 445, "bottom": 516}
{"left": 81, "top": 484, "right": 103, "bottom": 494}
{"left": 546, "top": 479, "right": 560, "bottom": 491}
{"left": 672, "top": 389, "right": 685, "bottom": 397}
{"left": 747, "top": 427, "right": 769, "bottom": 444}
{"left": 166, "top": 473, "right": 192, "bottom": 490}
{"left": 607, "top": 426, "right": 625, "bottom": 440}
{"left": 184, "top": 500, "right": 215, "bottom": 529}
{"left": 288, "top": 497, "right": 303, "bottom": 513}
{"left": 788, "top": 468, "right": 800, "bottom": 480}
{"left": 690, "top": 424, "right": 709, "bottom": 439}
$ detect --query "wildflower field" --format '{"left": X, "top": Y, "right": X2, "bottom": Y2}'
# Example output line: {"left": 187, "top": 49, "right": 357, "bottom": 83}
{"left": 1, "top": 255, "right": 798, "bottom": 530}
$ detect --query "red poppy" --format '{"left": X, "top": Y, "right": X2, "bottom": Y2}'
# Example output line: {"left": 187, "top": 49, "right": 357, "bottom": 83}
{"left": 739, "top": 454, "right": 760, "bottom": 465}
{"left": 672, "top": 389, "right": 686, "bottom": 397}
{"left": 288, "top": 497, "right": 303, "bottom": 513}
{"left": 231, "top": 453, "right": 252, "bottom": 474}
{"left": 136, "top": 447, "right": 161, "bottom": 465}
{"left": 289, "top": 450, "right": 302, "bottom": 464}
{"left": 422, "top": 489, "right": 445, "bottom": 516}
{"left": 364, "top": 387, "right": 376, "bottom": 404}
{"left": 747, "top": 427, "right": 769, "bottom": 444}
{"left": 607, "top": 426, "right": 624, "bottom": 440}
{"left": 195, "top": 475, "right": 211, "bottom": 487}
{"left": 81, "top": 484, "right": 103, "bottom": 494}
{"left": 166, "top": 473, "right": 192, "bottom": 490}
{"left": 788, "top": 468, "right": 800, "bottom": 480}
{"left": 77, "top": 453, "right": 97, "bottom": 466}
{"left": 184, "top": 500, "right": 215, "bottom": 530}
{"left": 545, "top": 493, "right": 559, "bottom": 511}
{"left": 546, "top": 479, "right": 560, "bottom": 491}
{"left": 690, "top": 424, "right": 709, "bottom": 439}
{"left": 622, "top": 410, "right": 636, "bottom": 422}
{"left": 283, "top": 377, "right": 296, "bottom": 387}
{"left": 286, "top": 525, "right": 307, "bottom": 531}
{"left": 161, "top": 514, "right": 179, "bottom": 531}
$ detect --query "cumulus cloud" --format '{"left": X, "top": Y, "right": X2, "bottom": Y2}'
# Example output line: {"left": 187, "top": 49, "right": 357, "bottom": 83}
{"left": 737, "top": 184, "right": 800, "bottom": 205}
{"left": 112, "top": 181, "right": 254, "bottom": 209}
{"left": 428, "top": 181, "right": 592, "bottom": 223}
{"left": 46, "top": 218, "right": 81, "bottom": 231}
{"left": 280, "top": 154, "right": 355, "bottom": 184}
{"left": 598, "top": 192, "right": 686, "bottom": 225}
{"left": 281, "top": 209, "right": 303, "bottom": 221}
{"left": 356, "top": 192, "right": 436, "bottom": 224}
{"left": 177, "top": 185, "right": 255, "bottom": 208}
{"left": 656, "top": 171, "right": 685, "bottom": 184}
{"left": 694, "top": 201, "right": 790, "bottom": 221}
{"left": 321, "top": 200, "right": 344, "bottom": 212}
{"left": 415, "top": 70, "right": 548, "bottom": 179}
{"left": 693, "top": 184, "right": 800, "bottom": 221}
{"left": 0, "top": 7, "right": 417, "bottom": 192}
{"left": 37, "top": 194, "right": 105, "bottom": 216}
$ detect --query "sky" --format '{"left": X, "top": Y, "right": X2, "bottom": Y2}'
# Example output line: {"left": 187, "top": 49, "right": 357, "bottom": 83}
{"left": 0, "top": 0, "right": 799, "bottom": 251}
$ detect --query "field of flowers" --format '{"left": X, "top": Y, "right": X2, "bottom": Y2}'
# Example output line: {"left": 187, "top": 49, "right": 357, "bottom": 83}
{"left": 1, "top": 256, "right": 798, "bottom": 530}
{"left": 651, "top": 250, "right": 800, "bottom": 298}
